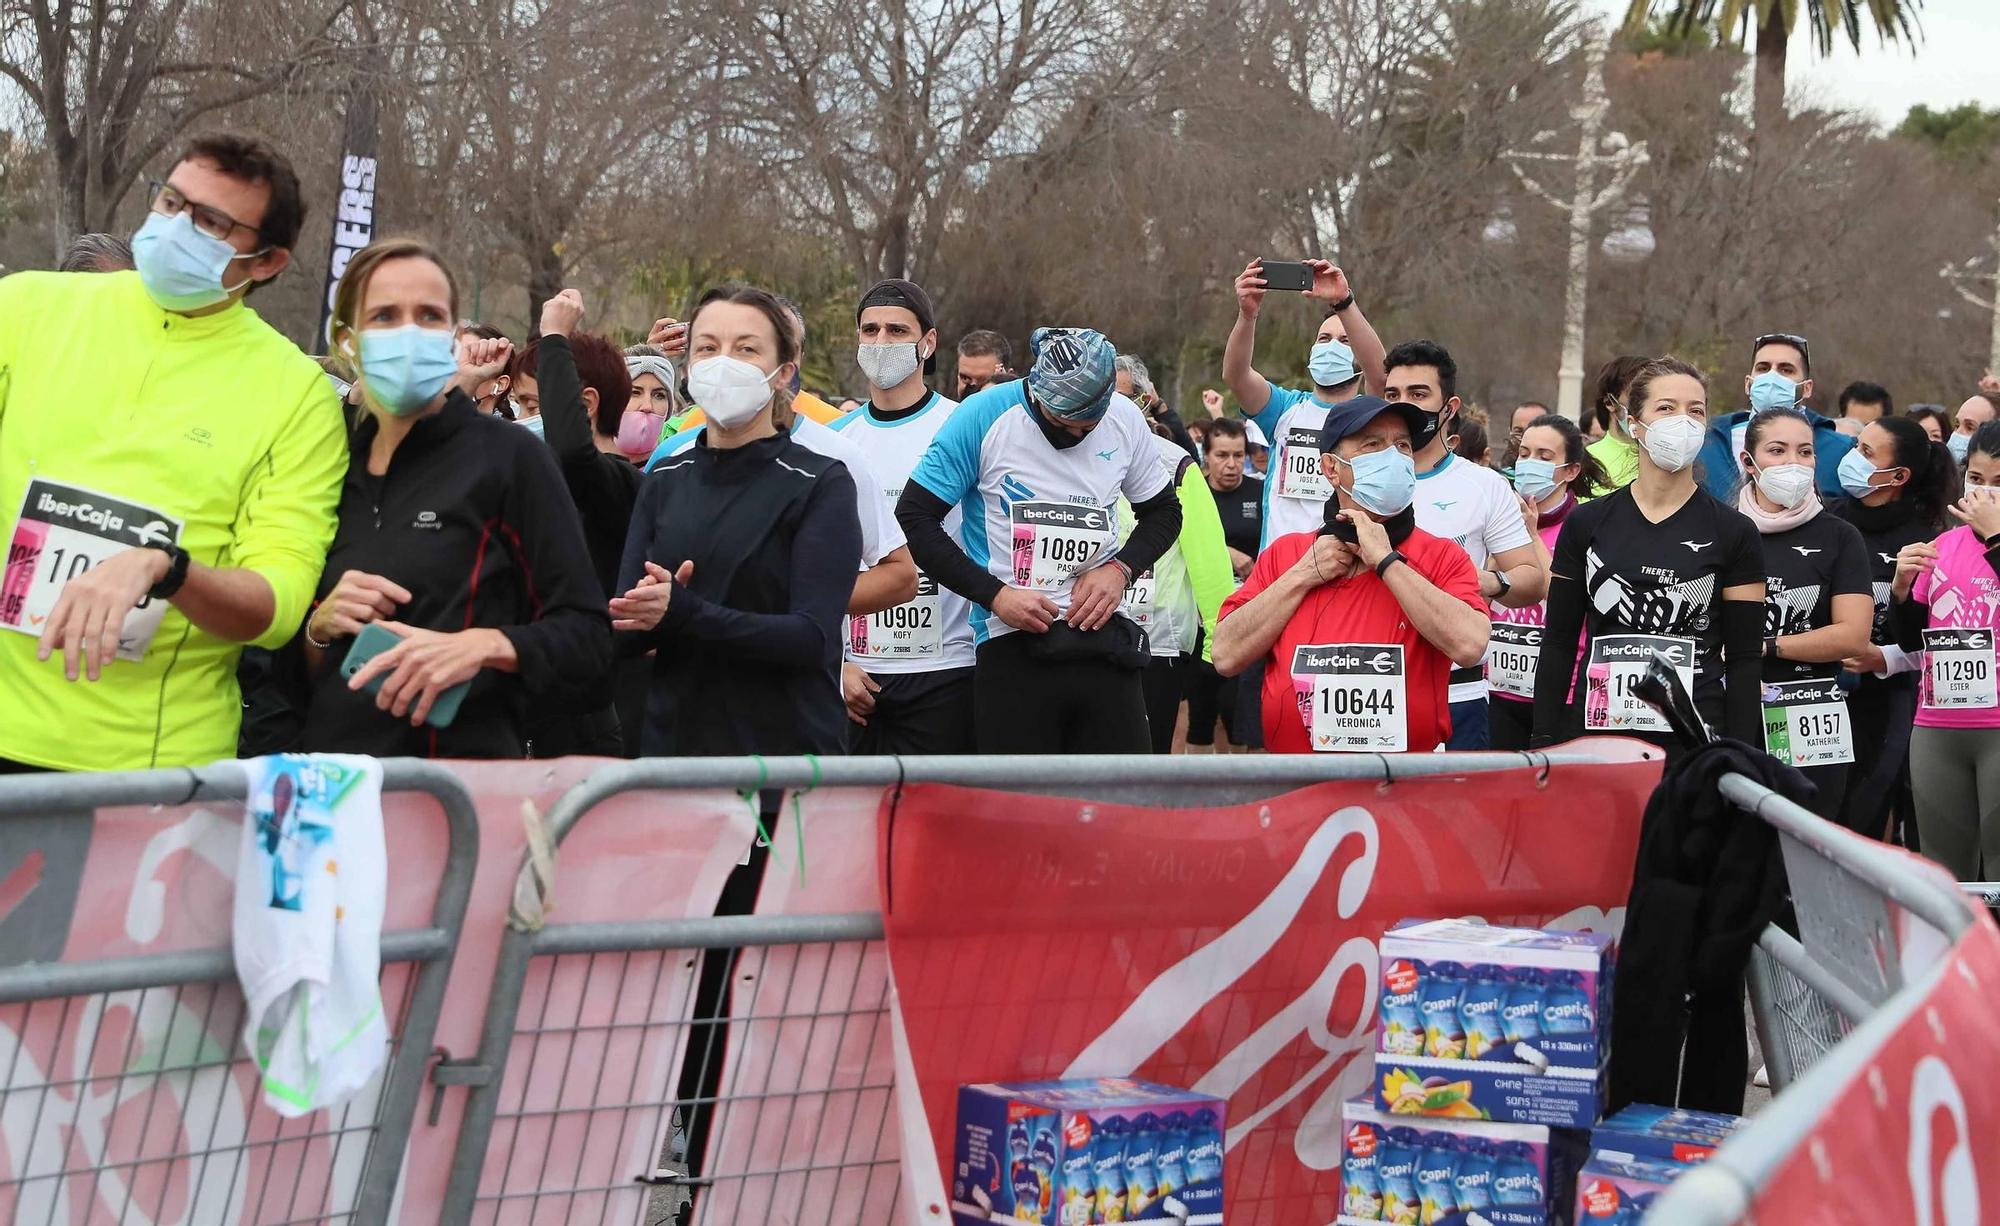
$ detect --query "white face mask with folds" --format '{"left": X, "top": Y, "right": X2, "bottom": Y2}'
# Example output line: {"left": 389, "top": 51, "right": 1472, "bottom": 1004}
{"left": 688, "top": 355, "right": 780, "bottom": 427}
{"left": 1635, "top": 414, "right": 1704, "bottom": 473}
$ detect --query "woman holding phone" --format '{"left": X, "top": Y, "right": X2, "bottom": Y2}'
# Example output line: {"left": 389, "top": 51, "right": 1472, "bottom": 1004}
{"left": 299, "top": 237, "right": 611, "bottom": 757}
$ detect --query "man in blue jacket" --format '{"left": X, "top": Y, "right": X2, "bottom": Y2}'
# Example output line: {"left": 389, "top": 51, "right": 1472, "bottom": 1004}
{"left": 1695, "top": 331, "right": 1856, "bottom": 500}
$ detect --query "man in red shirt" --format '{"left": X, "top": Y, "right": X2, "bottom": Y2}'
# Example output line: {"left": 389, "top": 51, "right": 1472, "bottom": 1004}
{"left": 1214, "top": 395, "right": 1490, "bottom": 753}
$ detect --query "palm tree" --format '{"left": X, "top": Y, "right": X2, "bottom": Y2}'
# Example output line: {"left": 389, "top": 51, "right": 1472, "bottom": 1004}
{"left": 1622, "top": 0, "right": 1924, "bottom": 132}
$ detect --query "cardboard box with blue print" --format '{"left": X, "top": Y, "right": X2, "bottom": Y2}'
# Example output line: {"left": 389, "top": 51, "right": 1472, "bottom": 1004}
{"left": 1375, "top": 919, "right": 1615, "bottom": 1130}
{"left": 950, "top": 1078, "right": 1225, "bottom": 1225}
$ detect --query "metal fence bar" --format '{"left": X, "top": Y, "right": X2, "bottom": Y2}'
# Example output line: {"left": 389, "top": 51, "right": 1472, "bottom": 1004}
{"left": 437, "top": 750, "right": 1613, "bottom": 1224}
{"left": 1648, "top": 770, "right": 1988, "bottom": 1223}
{"left": 0, "top": 758, "right": 478, "bottom": 1226}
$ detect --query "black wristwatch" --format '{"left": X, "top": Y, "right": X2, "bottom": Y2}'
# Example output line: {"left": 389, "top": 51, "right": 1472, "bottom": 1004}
{"left": 1376, "top": 550, "right": 1407, "bottom": 579}
{"left": 1490, "top": 568, "right": 1513, "bottom": 599}
{"left": 1328, "top": 293, "right": 1356, "bottom": 314}
{"left": 1764, "top": 636, "right": 1780, "bottom": 661}
{"left": 143, "top": 542, "right": 191, "bottom": 600}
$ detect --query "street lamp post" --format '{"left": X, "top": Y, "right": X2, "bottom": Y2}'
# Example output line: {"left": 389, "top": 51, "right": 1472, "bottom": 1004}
{"left": 1503, "top": 36, "right": 1648, "bottom": 423}
{"left": 1942, "top": 197, "right": 2000, "bottom": 377}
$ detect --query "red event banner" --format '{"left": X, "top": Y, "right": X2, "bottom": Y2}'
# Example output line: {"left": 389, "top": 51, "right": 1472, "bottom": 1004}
{"left": 881, "top": 752, "right": 1660, "bottom": 1224}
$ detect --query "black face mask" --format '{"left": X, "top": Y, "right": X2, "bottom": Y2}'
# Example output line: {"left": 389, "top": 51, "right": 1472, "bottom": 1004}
{"left": 1411, "top": 408, "right": 1453, "bottom": 452}
{"left": 1321, "top": 498, "right": 1417, "bottom": 545}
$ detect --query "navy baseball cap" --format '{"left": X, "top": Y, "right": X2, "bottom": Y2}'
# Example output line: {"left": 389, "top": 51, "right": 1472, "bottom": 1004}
{"left": 1315, "top": 394, "right": 1426, "bottom": 453}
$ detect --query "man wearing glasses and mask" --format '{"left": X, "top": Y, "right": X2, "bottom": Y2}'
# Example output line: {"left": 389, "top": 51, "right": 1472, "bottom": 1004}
{"left": 1695, "top": 331, "right": 1857, "bottom": 501}
{"left": 0, "top": 132, "right": 345, "bottom": 772}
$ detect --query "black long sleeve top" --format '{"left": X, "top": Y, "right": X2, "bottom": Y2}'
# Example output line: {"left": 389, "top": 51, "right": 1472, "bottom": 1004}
{"left": 534, "top": 334, "right": 643, "bottom": 599}
{"left": 617, "top": 431, "right": 862, "bottom": 756}
{"left": 302, "top": 391, "right": 614, "bottom": 757}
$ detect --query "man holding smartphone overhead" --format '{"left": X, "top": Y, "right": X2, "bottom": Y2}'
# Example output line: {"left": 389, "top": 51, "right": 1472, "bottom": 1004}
{"left": 1222, "top": 258, "right": 1389, "bottom": 550}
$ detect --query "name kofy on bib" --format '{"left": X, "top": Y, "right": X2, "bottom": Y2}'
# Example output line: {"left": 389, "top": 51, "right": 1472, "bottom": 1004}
{"left": 1291, "top": 642, "right": 1407, "bottom": 752}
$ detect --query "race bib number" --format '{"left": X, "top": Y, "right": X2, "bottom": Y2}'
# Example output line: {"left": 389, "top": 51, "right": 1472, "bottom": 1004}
{"left": 1121, "top": 568, "right": 1157, "bottom": 628}
{"left": 1010, "top": 501, "right": 1113, "bottom": 592}
{"left": 1, "top": 478, "right": 180, "bottom": 661}
{"left": 1275, "top": 426, "right": 1333, "bottom": 503}
{"left": 1922, "top": 627, "right": 1997, "bottom": 710}
{"left": 1761, "top": 677, "right": 1855, "bottom": 767}
{"left": 849, "top": 574, "right": 943, "bottom": 660}
{"left": 1292, "top": 643, "right": 1407, "bottom": 752}
{"left": 1486, "top": 621, "right": 1542, "bottom": 700}
{"left": 1584, "top": 634, "right": 1696, "bottom": 733}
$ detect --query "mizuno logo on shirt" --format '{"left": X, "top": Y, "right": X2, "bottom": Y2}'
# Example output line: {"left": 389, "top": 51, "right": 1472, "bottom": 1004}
{"left": 1794, "top": 546, "right": 1822, "bottom": 557}
{"left": 1682, "top": 540, "right": 1712, "bottom": 553}
{"left": 1432, "top": 500, "right": 1456, "bottom": 511}
{"left": 1879, "top": 553, "right": 1896, "bottom": 564}
{"left": 1096, "top": 448, "right": 1118, "bottom": 462}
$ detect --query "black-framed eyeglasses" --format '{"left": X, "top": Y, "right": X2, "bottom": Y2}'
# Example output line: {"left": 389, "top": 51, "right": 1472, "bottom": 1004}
{"left": 146, "top": 180, "right": 262, "bottom": 246}
{"left": 1753, "top": 332, "right": 1811, "bottom": 371}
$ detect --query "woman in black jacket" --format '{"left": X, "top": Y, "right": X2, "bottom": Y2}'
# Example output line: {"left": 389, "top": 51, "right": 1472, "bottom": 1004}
{"left": 612, "top": 283, "right": 862, "bottom": 756}
{"left": 300, "top": 237, "right": 612, "bottom": 756}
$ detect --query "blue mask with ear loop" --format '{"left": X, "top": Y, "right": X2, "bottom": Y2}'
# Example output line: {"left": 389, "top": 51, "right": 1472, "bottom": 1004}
{"left": 357, "top": 325, "right": 458, "bottom": 416}
{"left": 1337, "top": 448, "right": 1416, "bottom": 516}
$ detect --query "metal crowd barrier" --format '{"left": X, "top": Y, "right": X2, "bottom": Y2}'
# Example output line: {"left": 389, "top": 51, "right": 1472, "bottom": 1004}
{"left": 435, "top": 750, "right": 1604, "bottom": 1225}
{"left": 1652, "top": 771, "right": 1981, "bottom": 1223}
{"left": 0, "top": 759, "right": 478, "bottom": 1226}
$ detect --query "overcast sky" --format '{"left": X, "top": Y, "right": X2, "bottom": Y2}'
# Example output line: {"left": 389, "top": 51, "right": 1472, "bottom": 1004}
{"left": 1583, "top": 0, "right": 1996, "bottom": 128}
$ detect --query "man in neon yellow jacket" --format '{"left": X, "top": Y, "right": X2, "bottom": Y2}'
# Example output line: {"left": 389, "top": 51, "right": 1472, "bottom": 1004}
{"left": 0, "top": 133, "right": 345, "bottom": 771}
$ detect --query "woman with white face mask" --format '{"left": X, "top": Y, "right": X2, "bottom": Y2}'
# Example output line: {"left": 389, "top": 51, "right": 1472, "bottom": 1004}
{"left": 1530, "top": 357, "right": 1767, "bottom": 754}
{"left": 611, "top": 283, "right": 864, "bottom": 756}
{"left": 1735, "top": 407, "right": 1874, "bottom": 820}
{"left": 300, "top": 239, "right": 612, "bottom": 757}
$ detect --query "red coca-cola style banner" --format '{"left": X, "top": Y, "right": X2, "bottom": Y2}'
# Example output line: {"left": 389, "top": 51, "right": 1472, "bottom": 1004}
{"left": 1746, "top": 855, "right": 2000, "bottom": 1226}
{"left": 880, "top": 751, "right": 1661, "bottom": 1224}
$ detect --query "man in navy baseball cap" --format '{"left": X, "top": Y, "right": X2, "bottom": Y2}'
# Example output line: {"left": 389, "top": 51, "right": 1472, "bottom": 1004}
{"left": 1213, "top": 392, "right": 1491, "bottom": 755}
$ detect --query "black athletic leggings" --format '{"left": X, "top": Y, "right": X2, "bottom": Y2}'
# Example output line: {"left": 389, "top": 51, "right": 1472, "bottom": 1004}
{"left": 1141, "top": 654, "right": 1193, "bottom": 755}
{"left": 973, "top": 632, "right": 1151, "bottom": 753}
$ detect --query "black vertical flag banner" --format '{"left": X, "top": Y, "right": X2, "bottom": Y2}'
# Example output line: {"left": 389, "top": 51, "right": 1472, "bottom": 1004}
{"left": 319, "top": 87, "right": 380, "bottom": 347}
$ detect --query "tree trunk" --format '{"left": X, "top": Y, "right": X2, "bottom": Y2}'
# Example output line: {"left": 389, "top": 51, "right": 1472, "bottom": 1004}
{"left": 1752, "top": 3, "right": 1787, "bottom": 135}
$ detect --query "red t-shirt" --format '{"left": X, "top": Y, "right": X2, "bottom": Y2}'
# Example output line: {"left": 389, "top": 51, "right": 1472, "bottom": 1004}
{"left": 1219, "top": 528, "right": 1486, "bottom": 754}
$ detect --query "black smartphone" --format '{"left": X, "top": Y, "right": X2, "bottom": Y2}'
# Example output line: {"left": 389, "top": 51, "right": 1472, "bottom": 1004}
{"left": 1259, "top": 259, "right": 1313, "bottom": 292}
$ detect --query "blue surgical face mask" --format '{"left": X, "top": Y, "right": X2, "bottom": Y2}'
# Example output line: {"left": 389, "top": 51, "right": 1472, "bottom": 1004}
{"left": 1949, "top": 431, "right": 1972, "bottom": 463}
{"left": 130, "top": 210, "right": 257, "bottom": 311}
{"left": 518, "top": 413, "right": 546, "bottom": 440}
{"left": 1308, "top": 337, "right": 1356, "bottom": 389}
{"left": 1837, "top": 448, "right": 1896, "bottom": 500}
{"left": 1748, "top": 371, "right": 1801, "bottom": 413}
{"left": 358, "top": 324, "right": 458, "bottom": 416}
{"left": 1513, "top": 457, "right": 1561, "bottom": 502}
{"left": 1337, "top": 446, "right": 1416, "bottom": 516}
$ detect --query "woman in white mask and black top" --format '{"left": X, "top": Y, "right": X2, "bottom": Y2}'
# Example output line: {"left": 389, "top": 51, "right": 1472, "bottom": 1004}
{"left": 610, "top": 283, "right": 863, "bottom": 756}
{"left": 1832, "top": 415, "right": 1956, "bottom": 841}
{"left": 1531, "top": 357, "right": 1765, "bottom": 754}
{"left": 1734, "top": 407, "right": 1873, "bottom": 820}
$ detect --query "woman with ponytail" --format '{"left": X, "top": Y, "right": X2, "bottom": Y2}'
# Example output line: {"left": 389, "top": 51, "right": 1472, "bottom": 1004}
{"left": 612, "top": 283, "right": 863, "bottom": 757}
{"left": 1735, "top": 407, "right": 1873, "bottom": 821}
{"left": 1834, "top": 415, "right": 1956, "bottom": 841}
{"left": 1487, "top": 414, "right": 1607, "bottom": 749}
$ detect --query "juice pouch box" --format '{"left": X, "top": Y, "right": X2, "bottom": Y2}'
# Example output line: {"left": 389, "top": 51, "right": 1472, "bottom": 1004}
{"left": 1376, "top": 919, "right": 1615, "bottom": 1129}
{"left": 1573, "top": 1151, "right": 1692, "bottom": 1222}
{"left": 951, "top": 1079, "right": 1226, "bottom": 1224}
{"left": 1590, "top": 1104, "right": 1744, "bottom": 1166}
{"left": 1336, "top": 1098, "right": 1575, "bottom": 1226}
